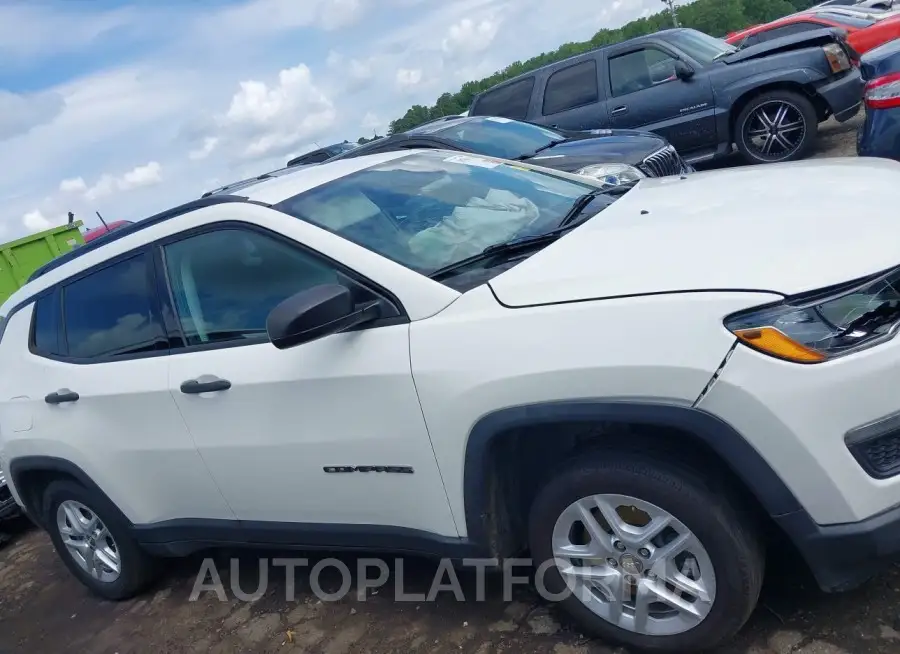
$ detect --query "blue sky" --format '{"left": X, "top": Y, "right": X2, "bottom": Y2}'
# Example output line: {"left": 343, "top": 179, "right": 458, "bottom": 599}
{"left": 0, "top": 0, "right": 668, "bottom": 239}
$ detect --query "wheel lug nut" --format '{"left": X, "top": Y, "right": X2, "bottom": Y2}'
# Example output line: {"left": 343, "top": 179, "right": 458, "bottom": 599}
{"left": 638, "top": 548, "right": 651, "bottom": 558}
{"left": 613, "top": 541, "right": 626, "bottom": 552}
{"left": 607, "top": 558, "right": 618, "bottom": 567}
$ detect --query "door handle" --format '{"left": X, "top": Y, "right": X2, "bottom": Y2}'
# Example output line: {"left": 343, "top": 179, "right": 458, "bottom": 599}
{"left": 611, "top": 106, "right": 628, "bottom": 116}
{"left": 180, "top": 377, "right": 232, "bottom": 394}
{"left": 45, "top": 389, "right": 79, "bottom": 404}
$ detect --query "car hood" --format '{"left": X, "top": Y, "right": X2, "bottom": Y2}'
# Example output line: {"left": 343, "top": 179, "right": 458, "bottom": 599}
{"left": 725, "top": 26, "right": 844, "bottom": 62}
{"left": 525, "top": 130, "right": 669, "bottom": 173}
{"left": 489, "top": 157, "right": 900, "bottom": 307}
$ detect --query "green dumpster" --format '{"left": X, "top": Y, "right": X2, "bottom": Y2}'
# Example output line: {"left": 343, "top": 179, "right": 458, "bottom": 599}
{"left": 0, "top": 221, "right": 85, "bottom": 307}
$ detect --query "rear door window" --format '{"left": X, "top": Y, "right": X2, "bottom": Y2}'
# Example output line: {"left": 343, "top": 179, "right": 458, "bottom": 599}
{"left": 471, "top": 77, "right": 535, "bottom": 120}
{"left": 61, "top": 254, "right": 167, "bottom": 360}
{"left": 542, "top": 59, "right": 600, "bottom": 116}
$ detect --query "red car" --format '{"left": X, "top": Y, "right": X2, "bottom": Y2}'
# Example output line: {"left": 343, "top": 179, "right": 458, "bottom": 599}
{"left": 726, "top": 7, "right": 900, "bottom": 55}
{"left": 82, "top": 220, "right": 133, "bottom": 243}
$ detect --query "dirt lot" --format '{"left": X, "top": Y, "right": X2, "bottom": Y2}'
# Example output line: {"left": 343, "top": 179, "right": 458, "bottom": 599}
{"left": 0, "top": 115, "right": 888, "bottom": 654}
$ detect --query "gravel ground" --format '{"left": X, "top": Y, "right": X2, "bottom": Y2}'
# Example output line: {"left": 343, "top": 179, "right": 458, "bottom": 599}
{"left": 0, "top": 115, "right": 878, "bottom": 654}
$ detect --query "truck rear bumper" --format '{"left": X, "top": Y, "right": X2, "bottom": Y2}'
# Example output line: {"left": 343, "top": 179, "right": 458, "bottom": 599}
{"left": 816, "top": 68, "right": 865, "bottom": 123}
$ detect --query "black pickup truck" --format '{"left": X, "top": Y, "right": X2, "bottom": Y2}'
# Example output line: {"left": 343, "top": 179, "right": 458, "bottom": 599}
{"left": 469, "top": 27, "right": 864, "bottom": 165}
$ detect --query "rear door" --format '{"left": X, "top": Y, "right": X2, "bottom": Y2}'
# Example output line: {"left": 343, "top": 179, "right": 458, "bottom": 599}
{"left": 534, "top": 56, "right": 609, "bottom": 131}
{"left": 604, "top": 43, "right": 717, "bottom": 155}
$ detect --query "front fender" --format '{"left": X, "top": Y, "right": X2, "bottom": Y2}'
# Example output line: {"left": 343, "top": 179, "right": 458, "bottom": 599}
{"left": 718, "top": 67, "right": 822, "bottom": 106}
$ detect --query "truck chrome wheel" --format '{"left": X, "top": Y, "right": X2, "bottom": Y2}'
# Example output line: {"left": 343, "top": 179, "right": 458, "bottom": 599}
{"left": 743, "top": 100, "right": 806, "bottom": 162}
{"left": 551, "top": 493, "right": 716, "bottom": 636}
{"left": 57, "top": 500, "right": 121, "bottom": 583}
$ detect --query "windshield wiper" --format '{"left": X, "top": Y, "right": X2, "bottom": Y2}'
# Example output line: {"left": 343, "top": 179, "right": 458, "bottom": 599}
{"left": 429, "top": 233, "right": 561, "bottom": 281}
{"left": 517, "top": 139, "right": 567, "bottom": 160}
{"left": 557, "top": 188, "right": 617, "bottom": 227}
{"left": 713, "top": 49, "right": 735, "bottom": 61}
{"left": 429, "top": 190, "right": 612, "bottom": 282}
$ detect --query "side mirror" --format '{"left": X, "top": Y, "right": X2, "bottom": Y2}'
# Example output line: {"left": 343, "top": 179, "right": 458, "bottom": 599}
{"left": 266, "top": 284, "right": 380, "bottom": 350}
{"left": 674, "top": 60, "right": 695, "bottom": 80}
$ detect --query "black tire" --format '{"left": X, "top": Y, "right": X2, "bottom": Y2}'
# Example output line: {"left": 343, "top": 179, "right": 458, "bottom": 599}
{"left": 528, "top": 451, "right": 765, "bottom": 653}
{"left": 42, "top": 479, "right": 158, "bottom": 600}
{"left": 734, "top": 90, "right": 818, "bottom": 165}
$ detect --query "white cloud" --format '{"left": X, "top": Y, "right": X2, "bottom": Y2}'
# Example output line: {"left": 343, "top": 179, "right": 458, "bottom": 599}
{"left": 119, "top": 161, "right": 163, "bottom": 190}
{"left": 189, "top": 137, "right": 219, "bottom": 161}
{"left": 84, "top": 162, "right": 163, "bottom": 201}
{"left": 0, "top": 90, "right": 65, "bottom": 142}
{"left": 205, "top": 63, "right": 336, "bottom": 160}
{"left": 361, "top": 111, "right": 384, "bottom": 133}
{"left": 396, "top": 68, "right": 423, "bottom": 89}
{"left": 59, "top": 177, "right": 87, "bottom": 193}
{"left": 442, "top": 17, "right": 499, "bottom": 58}
{"left": 22, "top": 210, "right": 52, "bottom": 232}
{"left": 318, "top": 0, "right": 364, "bottom": 30}
{"left": 0, "top": 3, "right": 142, "bottom": 60}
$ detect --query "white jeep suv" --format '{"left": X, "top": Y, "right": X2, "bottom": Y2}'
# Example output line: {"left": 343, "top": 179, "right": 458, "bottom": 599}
{"left": 2, "top": 150, "right": 900, "bottom": 652}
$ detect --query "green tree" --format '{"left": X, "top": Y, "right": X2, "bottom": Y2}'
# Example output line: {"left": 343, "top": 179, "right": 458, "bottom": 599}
{"left": 367, "top": 0, "right": 811, "bottom": 139}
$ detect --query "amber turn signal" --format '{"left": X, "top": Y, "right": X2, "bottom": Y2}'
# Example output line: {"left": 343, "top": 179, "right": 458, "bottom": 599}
{"left": 733, "top": 327, "right": 826, "bottom": 363}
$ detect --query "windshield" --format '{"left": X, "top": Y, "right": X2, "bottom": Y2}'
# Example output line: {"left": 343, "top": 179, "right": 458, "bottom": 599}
{"left": 274, "top": 151, "right": 618, "bottom": 286}
{"left": 667, "top": 29, "right": 737, "bottom": 63}
{"left": 410, "top": 117, "right": 566, "bottom": 159}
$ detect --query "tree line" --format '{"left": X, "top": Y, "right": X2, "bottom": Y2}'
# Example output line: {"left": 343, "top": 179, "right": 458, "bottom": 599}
{"left": 357, "top": 0, "right": 817, "bottom": 143}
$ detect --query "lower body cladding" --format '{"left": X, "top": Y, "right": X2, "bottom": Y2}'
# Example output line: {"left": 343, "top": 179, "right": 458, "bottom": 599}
{"left": 698, "top": 339, "right": 900, "bottom": 592}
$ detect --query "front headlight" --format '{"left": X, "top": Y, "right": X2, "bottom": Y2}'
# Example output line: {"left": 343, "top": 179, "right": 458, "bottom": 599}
{"left": 725, "top": 269, "right": 900, "bottom": 363}
{"left": 574, "top": 163, "right": 646, "bottom": 189}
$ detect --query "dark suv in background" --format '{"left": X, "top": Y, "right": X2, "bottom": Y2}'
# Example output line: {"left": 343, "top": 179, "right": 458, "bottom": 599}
{"left": 469, "top": 27, "right": 863, "bottom": 165}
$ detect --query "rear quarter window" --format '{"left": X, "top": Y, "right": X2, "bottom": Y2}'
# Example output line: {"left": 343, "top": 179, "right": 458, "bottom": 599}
{"left": 31, "top": 292, "right": 61, "bottom": 356}
{"left": 471, "top": 77, "right": 536, "bottom": 120}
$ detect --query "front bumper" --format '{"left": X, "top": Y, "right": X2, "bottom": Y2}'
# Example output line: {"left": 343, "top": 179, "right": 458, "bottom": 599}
{"left": 816, "top": 68, "right": 865, "bottom": 123}
{"left": 776, "top": 502, "right": 900, "bottom": 592}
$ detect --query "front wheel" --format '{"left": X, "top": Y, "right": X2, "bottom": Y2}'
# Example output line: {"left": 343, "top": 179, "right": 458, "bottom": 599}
{"left": 528, "top": 452, "right": 765, "bottom": 652}
{"left": 735, "top": 90, "right": 818, "bottom": 164}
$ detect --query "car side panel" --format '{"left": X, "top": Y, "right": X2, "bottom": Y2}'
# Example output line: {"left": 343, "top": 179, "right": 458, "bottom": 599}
{"left": 411, "top": 285, "right": 779, "bottom": 538}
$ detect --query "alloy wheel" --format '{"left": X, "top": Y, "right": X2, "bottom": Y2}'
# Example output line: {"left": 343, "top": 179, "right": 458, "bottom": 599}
{"left": 551, "top": 493, "right": 716, "bottom": 636}
{"left": 743, "top": 100, "right": 807, "bottom": 162}
{"left": 56, "top": 500, "right": 121, "bottom": 583}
